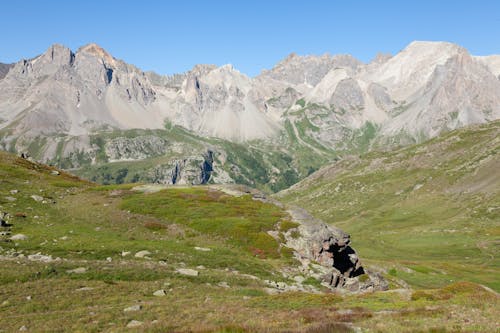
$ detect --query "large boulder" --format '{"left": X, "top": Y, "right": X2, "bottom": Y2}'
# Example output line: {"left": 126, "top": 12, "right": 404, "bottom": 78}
{"left": 284, "top": 207, "right": 388, "bottom": 292}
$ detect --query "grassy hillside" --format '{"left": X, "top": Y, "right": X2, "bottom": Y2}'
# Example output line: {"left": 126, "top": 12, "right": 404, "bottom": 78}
{"left": 0, "top": 150, "right": 498, "bottom": 332}
{"left": 278, "top": 121, "right": 500, "bottom": 291}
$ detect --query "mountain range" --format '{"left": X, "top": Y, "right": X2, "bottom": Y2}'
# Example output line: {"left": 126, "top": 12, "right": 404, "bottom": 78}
{"left": 1, "top": 41, "right": 499, "bottom": 189}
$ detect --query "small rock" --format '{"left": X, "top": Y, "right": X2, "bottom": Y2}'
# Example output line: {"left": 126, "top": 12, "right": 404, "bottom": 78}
{"left": 106, "top": 257, "right": 112, "bottom": 262}
{"left": 19, "top": 326, "right": 28, "bottom": 331}
{"left": 31, "top": 195, "right": 44, "bottom": 202}
{"left": 10, "top": 190, "right": 19, "bottom": 194}
{"left": 60, "top": 236, "right": 68, "bottom": 240}
{"left": 4, "top": 196, "right": 16, "bottom": 202}
{"left": 176, "top": 268, "right": 199, "bottom": 276}
{"left": 134, "top": 250, "right": 151, "bottom": 258}
{"left": 123, "top": 305, "right": 142, "bottom": 312}
{"left": 51, "top": 170, "right": 60, "bottom": 176}
{"left": 2, "top": 300, "right": 10, "bottom": 306}
{"left": 194, "top": 246, "right": 211, "bottom": 252}
{"left": 126, "top": 320, "right": 143, "bottom": 328}
{"left": 153, "top": 289, "right": 167, "bottom": 296}
{"left": 196, "top": 265, "right": 206, "bottom": 270}
{"left": 76, "top": 287, "right": 94, "bottom": 291}
{"left": 217, "top": 281, "right": 230, "bottom": 288}
{"left": 122, "top": 251, "right": 131, "bottom": 257}
{"left": 67, "top": 267, "right": 87, "bottom": 274}
{"left": 27, "top": 253, "right": 53, "bottom": 262}
{"left": 11, "top": 234, "right": 28, "bottom": 241}
{"left": 26, "top": 296, "right": 32, "bottom": 300}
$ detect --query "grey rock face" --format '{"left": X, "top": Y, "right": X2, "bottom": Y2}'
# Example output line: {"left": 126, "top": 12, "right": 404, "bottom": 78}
{"left": 330, "top": 78, "right": 365, "bottom": 111}
{"left": 259, "top": 53, "right": 361, "bottom": 86}
{"left": 0, "top": 62, "right": 13, "bottom": 80}
{"left": 284, "top": 206, "right": 387, "bottom": 292}
{"left": 368, "top": 83, "right": 394, "bottom": 111}
{"left": 150, "top": 149, "right": 214, "bottom": 185}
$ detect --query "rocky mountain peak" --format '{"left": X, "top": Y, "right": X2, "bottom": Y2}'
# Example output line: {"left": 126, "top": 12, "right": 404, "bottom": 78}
{"left": 402, "top": 40, "right": 467, "bottom": 58}
{"left": 190, "top": 64, "right": 218, "bottom": 75}
{"left": 38, "top": 43, "right": 74, "bottom": 67}
{"left": 331, "top": 54, "right": 363, "bottom": 69}
{"left": 78, "top": 43, "right": 115, "bottom": 66}
{"left": 370, "top": 52, "right": 392, "bottom": 64}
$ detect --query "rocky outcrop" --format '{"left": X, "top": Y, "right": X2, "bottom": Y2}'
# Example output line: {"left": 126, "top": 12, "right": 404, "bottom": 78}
{"left": 150, "top": 150, "right": 215, "bottom": 185}
{"left": 104, "top": 135, "right": 168, "bottom": 161}
{"left": 284, "top": 207, "right": 388, "bottom": 292}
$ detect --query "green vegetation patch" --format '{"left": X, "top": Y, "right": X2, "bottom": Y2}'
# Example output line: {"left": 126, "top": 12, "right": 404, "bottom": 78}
{"left": 121, "top": 187, "right": 287, "bottom": 258}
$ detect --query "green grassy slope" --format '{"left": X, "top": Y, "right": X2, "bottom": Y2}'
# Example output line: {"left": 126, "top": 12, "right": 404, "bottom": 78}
{"left": 278, "top": 121, "right": 500, "bottom": 291}
{"left": 0, "top": 150, "right": 498, "bottom": 332}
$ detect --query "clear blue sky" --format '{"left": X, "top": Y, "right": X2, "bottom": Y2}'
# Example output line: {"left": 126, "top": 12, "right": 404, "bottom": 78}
{"left": 1, "top": 0, "right": 499, "bottom": 76}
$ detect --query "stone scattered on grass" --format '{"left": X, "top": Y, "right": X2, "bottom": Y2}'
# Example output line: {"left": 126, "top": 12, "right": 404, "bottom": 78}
{"left": 217, "top": 281, "right": 230, "bottom": 288}
{"left": 66, "top": 267, "right": 87, "bottom": 274}
{"left": 123, "top": 305, "right": 142, "bottom": 312}
{"left": 121, "top": 251, "right": 131, "bottom": 257}
{"left": 10, "top": 190, "right": 19, "bottom": 194}
{"left": 19, "top": 326, "right": 28, "bottom": 331}
{"left": 134, "top": 250, "right": 151, "bottom": 258}
{"left": 27, "top": 253, "right": 54, "bottom": 262}
{"left": 5, "top": 196, "right": 16, "bottom": 202}
{"left": 31, "top": 195, "right": 44, "bottom": 202}
{"left": 126, "top": 320, "right": 143, "bottom": 328}
{"left": 76, "top": 287, "right": 94, "bottom": 292}
{"left": 11, "top": 234, "right": 28, "bottom": 241}
{"left": 51, "top": 170, "right": 60, "bottom": 176}
{"left": 176, "top": 268, "right": 199, "bottom": 276}
{"left": 194, "top": 246, "right": 211, "bottom": 252}
{"left": 153, "top": 289, "right": 167, "bottom": 297}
